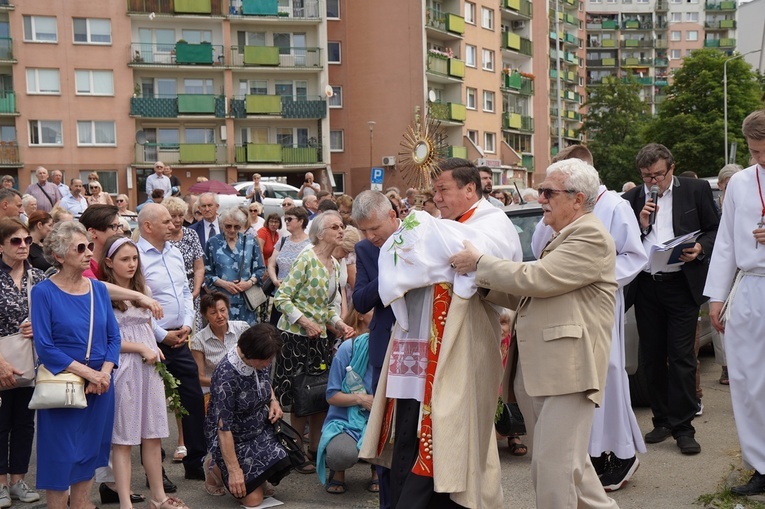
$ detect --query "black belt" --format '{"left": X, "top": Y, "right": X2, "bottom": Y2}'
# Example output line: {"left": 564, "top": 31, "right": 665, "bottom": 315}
{"left": 165, "top": 327, "right": 183, "bottom": 331}
{"left": 641, "top": 271, "right": 684, "bottom": 282}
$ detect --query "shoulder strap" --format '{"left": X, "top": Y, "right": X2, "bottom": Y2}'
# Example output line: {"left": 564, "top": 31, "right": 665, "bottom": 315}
{"left": 279, "top": 236, "right": 287, "bottom": 250}
{"left": 37, "top": 182, "right": 56, "bottom": 206}
{"left": 26, "top": 269, "right": 33, "bottom": 319}
{"left": 84, "top": 279, "right": 94, "bottom": 365}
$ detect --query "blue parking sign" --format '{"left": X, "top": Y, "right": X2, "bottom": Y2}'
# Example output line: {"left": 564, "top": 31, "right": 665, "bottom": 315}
{"left": 371, "top": 167, "right": 384, "bottom": 191}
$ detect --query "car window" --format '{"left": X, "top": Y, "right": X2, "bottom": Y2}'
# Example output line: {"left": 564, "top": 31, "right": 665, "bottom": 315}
{"left": 271, "top": 188, "right": 299, "bottom": 199}
{"left": 506, "top": 208, "right": 543, "bottom": 262}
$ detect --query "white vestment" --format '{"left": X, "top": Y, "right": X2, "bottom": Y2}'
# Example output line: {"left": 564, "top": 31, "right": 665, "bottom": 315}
{"left": 704, "top": 164, "right": 765, "bottom": 472}
{"left": 532, "top": 185, "right": 648, "bottom": 458}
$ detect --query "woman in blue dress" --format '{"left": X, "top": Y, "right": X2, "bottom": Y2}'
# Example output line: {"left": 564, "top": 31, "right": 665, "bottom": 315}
{"left": 204, "top": 207, "right": 265, "bottom": 325}
{"left": 31, "top": 221, "right": 121, "bottom": 509}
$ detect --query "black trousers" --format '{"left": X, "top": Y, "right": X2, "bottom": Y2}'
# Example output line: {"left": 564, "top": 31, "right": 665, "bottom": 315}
{"left": 391, "top": 399, "right": 464, "bottom": 509}
{"left": 0, "top": 387, "right": 34, "bottom": 475}
{"left": 159, "top": 343, "right": 206, "bottom": 472}
{"left": 372, "top": 365, "right": 391, "bottom": 509}
{"left": 635, "top": 272, "right": 699, "bottom": 437}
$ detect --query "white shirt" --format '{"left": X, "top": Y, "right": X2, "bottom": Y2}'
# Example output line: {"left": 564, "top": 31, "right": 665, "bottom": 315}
{"left": 190, "top": 320, "right": 250, "bottom": 393}
{"left": 642, "top": 180, "right": 678, "bottom": 272}
{"left": 145, "top": 173, "right": 172, "bottom": 197}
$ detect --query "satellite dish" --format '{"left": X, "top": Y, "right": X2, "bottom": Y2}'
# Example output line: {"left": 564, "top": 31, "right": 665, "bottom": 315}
{"left": 325, "top": 85, "right": 334, "bottom": 98}
{"left": 135, "top": 130, "right": 147, "bottom": 145}
{"left": 428, "top": 90, "right": 436, "bottom": 102}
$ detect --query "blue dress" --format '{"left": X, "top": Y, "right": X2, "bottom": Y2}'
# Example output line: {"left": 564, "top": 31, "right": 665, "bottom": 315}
{"left": 30, "top": 279, "right": 121, "bottom": 491}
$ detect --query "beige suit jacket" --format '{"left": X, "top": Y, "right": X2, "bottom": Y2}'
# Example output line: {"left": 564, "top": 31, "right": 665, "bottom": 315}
{"left": 476, "top": 213, "right": 617, "bottom": 405}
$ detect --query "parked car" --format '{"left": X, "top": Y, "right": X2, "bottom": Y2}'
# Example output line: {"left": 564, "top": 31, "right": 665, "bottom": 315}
{"left": 217, "top": 181, "right": 302, "bottom": 217}
{"left": 503, "top": 201, "right": 717, "bottom": 407}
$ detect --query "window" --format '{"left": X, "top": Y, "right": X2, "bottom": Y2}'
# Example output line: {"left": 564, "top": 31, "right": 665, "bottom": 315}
{"left": 484, "top": 132, "right": 496, "bottom": 153}
{"left": 464, "top": 2, "right": 475, "bottom": 24}
{"left": 330, "top": 130, "right": 344, "bottom": 151}
{"left": 466, "top": 87, "right": 477, "bottom": 109}
{"left": 670, "top": 49, "right": 681, "bottom": 59}
{"left": 686, "top": 30, "right": 698, "bottom": 41}
{"left": 77, "top": 121, "right": 116, "bottom": 146}
{"left": 29, "top": 120, "right": 62, "bottom": 146}
{"left": 467, "top": 130, "right": 478, "bottom": 144}
{"left": 328, "top": 42, "right": 341, "bottom": 63}
{"left": 482, "top": 48, "right": 495, "bottom": 71}
{"left": 23, "top": 16, "right": 57, "bottom": 43}
{"left": 181, "top": 30, "right": 212, "bottom": 44}
{"left": 465, "top": 45, "right": 476, "bottom": 67}
{"left": 328, "top": 86, "right": 342, "bottom": 107}
{"left": 73, "top": 18, "right": 111, "bottom": 44}
{"left": 326, "top": 0, "right": 340, "bottom": 18}
{"left": 186, "top": 128, "right": 215, "bottom": 144}
{"left": 670, "top": 30, "right": 681, "bottom": 41}
{"left": 75, "top": 70, "right": 114, "bottom": 95}
{"left": 670, "top": 12, "right": 682, "bottom": 22}
{"left": 26, "top": 69, "right": 60, "bottom": 94}
{"left": 483, "top": 91, "right": 495, "bottom": 112}
{"left": 481, "top": 7, "right": 494, "bottom": 29}
{"left": 183, "top": 78, "right": 213, "bottom": 94}
{"left": 685, "top": 12, "right": 698, "bottom": 22}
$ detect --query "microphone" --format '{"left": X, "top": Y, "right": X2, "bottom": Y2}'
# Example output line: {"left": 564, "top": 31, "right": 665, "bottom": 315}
{"left": 648, "top": 185, "right": 659, "bottom": 226}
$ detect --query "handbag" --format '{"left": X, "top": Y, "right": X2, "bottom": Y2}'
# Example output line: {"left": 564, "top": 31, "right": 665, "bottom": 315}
{"left": 268, "top": 403, "right": 307, "bottom": 468}
{"left": 239, "top": 236, "right": 268, "bottom": 311}
{"left": 261, "top": 277, "right": 276, "bottom": 297}
{"left": 28, "top": 280, "right": 94, "bottom": 410}
{"left": 0, "top": 271, "right": 37, "bottom": 389}
{"left": 292, "top": 368, "right": 329, "bottom": 417}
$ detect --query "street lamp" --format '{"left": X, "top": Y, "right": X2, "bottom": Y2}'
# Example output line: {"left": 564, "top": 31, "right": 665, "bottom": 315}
{"left": 368, "top": 121, "right": 376, "bottom": 170}
{"left": 724, "top": 49, "right": 761, "bottom": 163}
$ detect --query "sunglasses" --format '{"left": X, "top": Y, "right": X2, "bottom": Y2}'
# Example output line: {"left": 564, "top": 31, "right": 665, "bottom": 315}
{"left": 249, "top": 208, "right": 259, "bottom": 213}
{"left": 89, "top": 186, "right": 99, "bottom": 190}
{"left": 537, "top": 187, "right": 576, "bottom": 200}
{"left": 284, "top": 217, "right": 295, "bottom": 223}
{"left": 106, "top": 223, "right": 124, "bottom": 232}
{"left": 76, "top": 242, "right": 95, "bottom": 254}
{"left": 223, "top": 224, "right": 242, "bottom": 230}
{"left": 9, "top": 236, "right": 33, "bottom": 247}
{"left": 116, "top": 199, "right": 125, "bottom": 203}
{"left": 281, "top": 203, "right": 292, "bottom": 208}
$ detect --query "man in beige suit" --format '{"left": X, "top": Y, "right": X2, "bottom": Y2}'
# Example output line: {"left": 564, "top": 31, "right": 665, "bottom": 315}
{"left": 450, "top": 159, "right": 620, "bottom": 509}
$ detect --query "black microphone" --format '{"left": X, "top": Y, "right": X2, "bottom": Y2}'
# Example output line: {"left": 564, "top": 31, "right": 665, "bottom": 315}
{"left": 648, "top": 185, "right": 659, "bottom": 226}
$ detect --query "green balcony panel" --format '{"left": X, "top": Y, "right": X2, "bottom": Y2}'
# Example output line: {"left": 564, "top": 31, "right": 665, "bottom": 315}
{"left": 601, "top": 39, "right": 616, "bottom": 48}
{"left": 0, "top": 37, "right": 12, "bottom": 60}
{"left": 282, "top": 147, "right": 318, "bottom": 164}
{"left": 603, "top": 58, "right": 616, "bottom": 66}
{"left": 230, "top": 99, "right": 246, "bottom": 118}
{"left": 242, "top": 0, "right": 278, "bottom": 15}
{"left": 505, "top": 73, "right": 523, "bottom": 90}
{"left": 246, "top": 95, "right": 282, "bottom": 114}
{"left": 174, "top": 0, "right": 211, "bottom": 13}
{"left": 625, "top": 39, "right": 639, "bottom": 47}
{"left": 720, "top": 0, "right": 736, "bottom": 8}
{"left": 244, "top": 46, "right": 280, "bottom": 66}
{"left": 445, "top": 13, "right": 465, "bottom": 34}
{"left": 0, "top": 91, "right": 15, "bottom": 114}
{"left": 637, "top": 77, "right": 653, "bottom": 85}
{"left": 235, "top": 146, "right": 247, "bottom": 163}
{"left": 720, "top": 19, "right": 735, "bottom": 28}
{"left": 449, "top": 103, "right": 466, "bottom": 121}
{"left": 520, "top": 77, "right": 534, "bottom": 95}
{"left": 505, "top": 32, "right": 521, "bottom": 51}
{"left": 505, "top": 0, "right": 521, "bottom": 10}
{"left": 602, "top": 20, "right": 618, "bottom": 29}
{"left": 180, "top": 144, "right": 216, "bottom": 163}
{"left": 625, "top": 20, "right": 639, "bottom": 28}
{"left": 448, "top": 59, "right": 465, "bottom": 78}
{"left": 522, "top": 154, "right": 534, "bottom": 170}
{"left": 130, "top": 97, "right": 178, "bottom": 117}
{"left": 247, "top": 144, "right": 282, "bottom": 162}
{"left": 448, "top": 146, "right": 468, "bottom": 159}
{"left": 178, "top": 94, "right": 216, "bottom": 114}
{"left": 507, "top": 113, "right": 522, "bottom": 129}
{"left": 655, "top": 58, "right": 669, "bottom": 66}
{"left": 720, "top": 38, "right": 735, "bottom": 47}
{"left": 655, "top": 79, "right": 668, "bottom": 86}
{"left": 175, "top": 43, "right": 213, "bottom": 64}
{"left": 625, "top": 57, "right": 639, "bottom": 66}
{"left": 281, "top": 97, "right": 327, "bottom": 119}
{"left": 704, "top": 39, "right": 721, "bottom": 47}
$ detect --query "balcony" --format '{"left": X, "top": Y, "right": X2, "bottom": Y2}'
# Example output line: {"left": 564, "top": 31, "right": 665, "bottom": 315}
{"left": 720, "top": 38, "right": 736, "bottom": 47}
{"left": 230, "top": 46, "right": 322, "bottom": 68}
{"left": 430, "top": 102, "right": 466, "bottom": 123}
{"left": 601, "top": 20, "right": 618, "bottom": 29}
{"left": 654, "top": 57, "right": 669, "bottom": 66}
{"left": 560, "top": 89, "right": 581, "bottom": 102}
{"left": 622, "top": 57, "right": 653, "bottom": 66}
{"left": 656, "top": 0, "right": 668, "bottom": 10}
{"left": 550, "top": 11, "right": 577, "bottom": 26}
{"left": 0, "top": 38, "right": 13, "bottom": 61}
{"left": 0, "top": 142, "right": 20, "bottom": 166}
{"left": 229, "top": 95, "right": 326, "bottom": 118}
{"left": 234, "top": 144, "right": 322, "bottom": 165}
{"left": 521, "top": 154, "right": 534, "bottom": 171}
{"left": 601, "top": 39, "right": 617, "bottom": 48}
{"left": 502, "top": 73, "right": 534, "bottom": 95}
{"left": 705, "top": 0, "right": 737, "bottom": 10}
{"left": 504, "top": 0, "right": 533, "bottom": 17}
{"left": 550, "top": 69, "right": 577, "bottom": 83}
{"left": 447, "top": 146, "right": 468, "bottom": 159}
{"left": 135, "top": 143, "right": 227, "bottom": 164}
{"left": 655, "top": 79, "right": 669, "bottom": 86}
{"left": 621, "top": 39, "right": 654, "bottom": 48}
{"left": 704, "top": 39, "right": 721, "bottom": 47}
{"left": 504, "top": 33, "right": 533, "bottom": 57}
{"left": 503, "top": 113, "right": 534, "bottom": 132}
{"left": 130, "top": 43, "right": 225, "bottom": 66}
{"left": 550, "top": 50, "right": 579, "bottom": 65}
{"left": 426, "top": 54, "right": 465, "bottom": 81}
{"left": 425, "top": 8, "right": 465, "bottom": 37}
{"left": 0, "top": 0, "right": 12, "bottom": 10}
{"left": 130, "top": 95, "right": 226, "bottom": 117}
{"left": 127, "top": 0, "right": 226, "bottom": 15}
{"left": 0, "top": 91, "right": 15, "bottom": 115}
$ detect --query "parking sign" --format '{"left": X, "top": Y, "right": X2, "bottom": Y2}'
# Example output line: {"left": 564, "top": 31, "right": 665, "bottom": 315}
{"left": 371, "top": 167, "right": 384, "bottom": 191}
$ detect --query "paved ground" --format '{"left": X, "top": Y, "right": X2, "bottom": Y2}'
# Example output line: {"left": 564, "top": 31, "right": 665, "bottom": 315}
{"left": 22, "top": 350, "right": 745, "bottom": 509}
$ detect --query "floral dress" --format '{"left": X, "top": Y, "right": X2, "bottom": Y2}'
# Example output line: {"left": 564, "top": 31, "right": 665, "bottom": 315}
{"left": 205, "top": 349, "right": 291, "bottom": 493}
{"left": 169, "top": 227, "right": 204, "bottom": 331}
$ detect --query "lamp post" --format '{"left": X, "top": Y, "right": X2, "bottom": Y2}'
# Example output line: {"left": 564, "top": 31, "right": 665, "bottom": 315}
{"left": 724, "top": 49, "right": 761, "bottom": 163}
{"left": 368, "top": 121, "right": 376, "bottom": 170}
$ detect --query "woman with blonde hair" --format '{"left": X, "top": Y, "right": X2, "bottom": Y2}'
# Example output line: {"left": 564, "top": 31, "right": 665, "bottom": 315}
{"left": 87, "top": 181, "right": 114, "bottom": 206}
{"left": 115, "top": 194, "right": 136, "bottom": 218}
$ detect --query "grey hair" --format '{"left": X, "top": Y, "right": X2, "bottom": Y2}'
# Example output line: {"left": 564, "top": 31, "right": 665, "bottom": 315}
{"left": 717, "top": 163, "right": 743, "bottom": 184}
{"left": 308, "top": 210, "right": 342, "bottom": 244}
{"left": 351, "top": 190, "right": 392, "bottom": 223}
{"left": 546, "top": 159, "right": 600, "bottom": 212}
{"left": 43, "top": 220, "right": 88, "bottom": 268}
{"left": 21, "top": 194, "right": 37, "bottom": 207}
{"left": 162, "top": 196, "right": 187, "bottom": 215}
{"left": 198, "top": 192, "right": 219, "bottom": 204}
{"left": 219, "top": 206, "right": 246, "bottom": 226}
{"left": 521, "top": 188, "right": 539, "bottom": 201}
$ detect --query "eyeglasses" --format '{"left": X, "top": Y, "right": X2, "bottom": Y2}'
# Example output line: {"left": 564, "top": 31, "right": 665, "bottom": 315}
{"left": 640, "top": 168, "right": 671, "bottom": 183}
{"left": 537, "top": 187, "right": 577, "bottom": 200}
{"left": 106, "top": 223, "right": 124, "bottom": 232}
{"left": 76, "top": 242, "right": 95, "bottom": 254}
{"left": 8, "top": 236, "right": 33, "bottom": 247}
{"left": 284, "top": 217, "right": 295, "bottom": 223}
{"left": 325, "top": 224, "right": 343, "bottom": 231}
{"left": 223, "top": 224, "right": 242, "bottom": 230}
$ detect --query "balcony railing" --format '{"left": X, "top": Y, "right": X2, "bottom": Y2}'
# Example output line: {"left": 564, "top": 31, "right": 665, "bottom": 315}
{"left": 127, "top": 0, "right": 227, "bottom": 15}
{"left": 426, "top": 55, "right": 465, "bottom": 79}
{"left": 705, "top": 19, "right": 736, "bottom": 28}
{"left": 229, "top": 0, "right": 322, "bottom": 19}
{"left": 502, "top": 73, "right": 534, "bottom": 95}
{"left": 446, "top": 146, "right": 468, "bottom": 159}
{"left": 0, "top": 91, "right": 15, "bottom": 114}
{"left": 720, "top": 37, "right": 736, "bottom": 47}
{"left": 0, "top": 142, "right": 20, "bottom": 166}
{"left": 504, "top": 113, "right": 534, "bottom": 132}
{"left": 622, "top": 57, "right": 653, "bottom": 66}
{"left": 705, "top": 0, "right": 736, "bottom": 9}
{"left": 229, "top": 46, "right": 322, "bottom": 67}
{"left": 654, "top": 58, "right": 669, "bottom": 66}
{"left": 550, "top": 69, "right": 577, "bottom": 83}
{"left": 425, "top": 8, "right": 465, "bottom": 35}
{"left": 621, "top": 39, "right": 654, "bottom": 48}
{"left": 504, "top": 33, "right": 533, "bottom": 56}
{"left": 135, "top": 143, "right": 227, "bottom": 164}
{"left": 504, "top": 0, "right": 532, "bottom": 17}
{"left": 130, "top": 42, "right": 225, "bottom": 66}
{"left": 130, "top": 95, "right": 226, "bottom": 117}
{"left": 430, "top": 102, "right": 466, "bottom": 123}
{"left": 622, "top": 20, "right": 653, "bottom": 29}
{"left": 234, "top": 144, "right": 322, "bottom": 164}
{"left": 229, "top": 95, "right": 326, "bottom": 119}
{"left": 0, "top": 38, "right": 12, "bottom": 60}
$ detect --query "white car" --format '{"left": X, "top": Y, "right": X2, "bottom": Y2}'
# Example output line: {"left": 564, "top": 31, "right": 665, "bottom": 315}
{"left": 217, "top": 181, "right": 303, "bottom": 217}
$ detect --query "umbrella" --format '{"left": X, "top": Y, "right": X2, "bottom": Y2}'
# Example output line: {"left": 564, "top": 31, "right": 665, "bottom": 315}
{"left": 187, "top": 180, "right": 239, "bottom": 195}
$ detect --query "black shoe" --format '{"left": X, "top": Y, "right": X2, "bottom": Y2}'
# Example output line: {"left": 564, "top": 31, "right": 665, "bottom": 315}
{"left": 591, "top": 452, "right": 610, "bottom": 477}
{"left": 98, "top": 483, "right": 145, "bottom": 504}
{"left": 146, "top": 472, "right": 177, "bottom": 493}
{"left": 731, "top": 472, "right": 765, "bottom": 496}
{"left": 184, "top": 466, "right": 206, "bottom": 480}
{"left": 676, "top": 435, "right": 701, "bottom": 455}
{"left": 600, "top": 456, "right": 639, "bottom": 492}
{"left": 645, "top": 426, "right": 672, "bottom": 443}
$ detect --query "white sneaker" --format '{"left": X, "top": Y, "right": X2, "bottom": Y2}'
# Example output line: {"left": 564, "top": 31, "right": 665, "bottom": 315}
{"left": 696, "top": 401, "right": 704, "bottom": 417}
{"left": 0, "top": 485, "right": 11, "bottom": 508}
{"left": 9, "top": 479, "right": 40, "bottom": 503}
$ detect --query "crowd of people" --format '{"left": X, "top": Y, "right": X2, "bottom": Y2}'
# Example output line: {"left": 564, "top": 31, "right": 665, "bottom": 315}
{"left": 0, "top": 108, "right": 764, "bottom": 509}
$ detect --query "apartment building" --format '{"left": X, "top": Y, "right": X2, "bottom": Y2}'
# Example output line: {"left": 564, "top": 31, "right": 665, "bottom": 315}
{"left": 737, "top": 0, "right": 765, "bottom": 73}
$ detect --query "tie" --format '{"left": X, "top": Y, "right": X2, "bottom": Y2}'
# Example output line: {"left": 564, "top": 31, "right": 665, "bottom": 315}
{"left": 209, "top": 222, "right": 216, "bottom": 241}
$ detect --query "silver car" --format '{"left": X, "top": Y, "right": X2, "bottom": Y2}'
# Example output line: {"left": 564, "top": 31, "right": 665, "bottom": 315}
{"left": 217, "top": 181, "right": 303, "bottom": 217}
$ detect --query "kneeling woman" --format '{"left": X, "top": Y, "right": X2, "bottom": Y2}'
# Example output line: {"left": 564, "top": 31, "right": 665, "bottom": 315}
{"left": 204, "top": 324, "right": 292, "bottom": 508}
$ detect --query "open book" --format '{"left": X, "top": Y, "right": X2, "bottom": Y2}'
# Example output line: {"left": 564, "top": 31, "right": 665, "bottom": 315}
{"left": 648, "top": 230, "right": 701, "bottom": 274}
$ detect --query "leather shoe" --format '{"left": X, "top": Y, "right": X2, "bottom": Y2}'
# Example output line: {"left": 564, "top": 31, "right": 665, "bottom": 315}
{"left": 184, "top": 467, "right": 206, "bottom": 481}
{"left": 676, "top": 435, "right": 701, "bottom": 455}
{"left": 146, "top": 472, "right": 177, "bottom": 494}
{"left": 731, "top": 472, "right": 765, "bottom": 496}
{"left": 99, "top": 483, "right": 145, "bottom": 504}
{"left": 644, "top": 426, "right": 672, "bottom": 444}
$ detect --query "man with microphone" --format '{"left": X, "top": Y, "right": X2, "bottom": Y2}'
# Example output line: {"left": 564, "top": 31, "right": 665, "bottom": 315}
{"left": 622, "top": 143, "right": 719, "bottom": 455}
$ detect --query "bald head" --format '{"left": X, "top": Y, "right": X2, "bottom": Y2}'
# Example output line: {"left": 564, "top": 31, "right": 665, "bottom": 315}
{"left": 138, "top": 203, "right": 174, "bottom": 247}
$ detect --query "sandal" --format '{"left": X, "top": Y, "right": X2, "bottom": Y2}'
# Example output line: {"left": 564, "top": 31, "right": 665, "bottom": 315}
{"left": 204, "top": 455, "right": 226, "bottom": 496}
{"left": 173, "top": 445, "right": 187, "bottom": 463}
{"left": 719, "top": 366, "right": 729, "bottom": 385}
{"left": 367, "top": 478, "right": 380, "bottom": 493}
{"left": 150, "top": 496, "right": 189, "bottom": 509}
{"left": 325, "top": 471, "right": 346, "bottom": 494}
{"left": 508, "top": 435, "right": 528, "bottom": 456}
{"left": 294, "top": 460, "right": 316, "bottom": 474}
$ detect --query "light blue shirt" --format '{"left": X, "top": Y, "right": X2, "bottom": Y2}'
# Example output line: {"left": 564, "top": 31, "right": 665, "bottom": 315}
{"left": 137, "top": 236, "right": 194, "bottom": 341}
{"left": 57, "top": 182, "right": 71, "bottom": 197}
{"left": 145, "top": 173, "right": 172, "bottom": 197}
{"left": 59, "top": 194, "right": 88, "bottom": 217}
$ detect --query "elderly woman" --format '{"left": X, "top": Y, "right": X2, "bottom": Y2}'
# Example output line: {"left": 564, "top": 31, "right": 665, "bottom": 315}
{"left": 50, "top": 206, "right": 74, "bottom": 224}
{"left": 21, "top": 195, "right": 37, "bottom": 221}
{"left": 331, "top": 226, "right": 360, "bottom": 326}
{"left": 267, "top": 206, "right": 311, "bottom": 326}
{"left": 245, "top": 202, "right": 265, "bottom": 236}
{"left": 31, "top": 221, "right": 120, "bottom": 509}
{"left": 204, "top": 324, "right": 291, "bottom": 507}
{"left": 0, "top": 218, "right": 45, "bottom": 505}
{"left": 87, "top": 180, "right": 114, "bottom": 206}
{"left": 204, "top": 207, "right": 266, "bottom": 325}
{"left": 256, "top": 213, "right": 281, "bottom": 267}
{"left": 27, "top": 210, "right": 53, "bottom": 271}
{"left": 273, "top": 210, "right": 355, "bottom": 472}
{"left": 335, "top": 195, "right": 354, "bottom": 226}
{"left": 115, "top": 194, "right": 136, "bottom": 218}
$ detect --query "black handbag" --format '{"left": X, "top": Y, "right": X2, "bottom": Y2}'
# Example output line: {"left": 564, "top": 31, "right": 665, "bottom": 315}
{"left": 292, "top": 369, "right": 329, "bottom": 417}
{"left": 261, "top": 277, "right": 276, "bottom": 297}
{"left": 495, "top": 401, "right": 526, "bottom": 437}
{"left": 272, "top": 414, "right": 307, "bottom": 468}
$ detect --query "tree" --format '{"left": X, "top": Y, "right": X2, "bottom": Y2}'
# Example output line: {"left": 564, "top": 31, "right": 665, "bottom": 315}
{"left": 581, "top": 75, "right": 649, "bottom": 190}
{"left": 643, "top": 49, "right": 761, "bottom": 175}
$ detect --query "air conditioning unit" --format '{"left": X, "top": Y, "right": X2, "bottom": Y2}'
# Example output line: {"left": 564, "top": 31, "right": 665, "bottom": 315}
{"left": 382, "top": 156, "right": 397, "bottom": 167}
{"left": 512, "top": 20, "right": 526, "bottom": 30}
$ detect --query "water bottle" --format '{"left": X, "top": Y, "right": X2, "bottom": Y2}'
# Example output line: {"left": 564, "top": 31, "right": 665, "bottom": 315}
{"left": 345, "top": 366, "right": 366, "bottom": 394}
